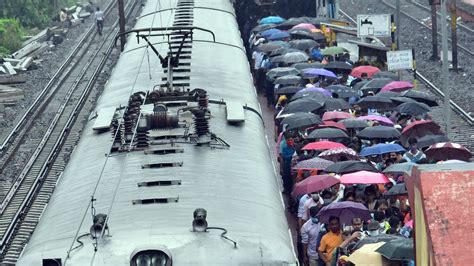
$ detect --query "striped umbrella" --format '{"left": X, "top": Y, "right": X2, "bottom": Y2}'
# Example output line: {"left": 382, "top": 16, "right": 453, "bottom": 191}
{"left": 294, "top": 157, "right": 335, "bottom": 169}
{"left": 425, "top": 142, "right": 472, "bottom": 162}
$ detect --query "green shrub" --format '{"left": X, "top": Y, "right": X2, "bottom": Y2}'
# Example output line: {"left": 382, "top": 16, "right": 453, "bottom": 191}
{"left": 0, "top": 19, "right": 23, "bottom": 54}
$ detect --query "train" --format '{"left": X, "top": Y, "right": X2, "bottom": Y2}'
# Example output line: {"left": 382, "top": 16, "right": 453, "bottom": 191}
{"left": 16, "top": 0, "right": 297, "bottom": 265}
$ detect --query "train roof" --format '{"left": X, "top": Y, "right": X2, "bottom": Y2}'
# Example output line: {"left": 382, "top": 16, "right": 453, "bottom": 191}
{"left": 17, "top": 0, "right": 296, "bottom": 265}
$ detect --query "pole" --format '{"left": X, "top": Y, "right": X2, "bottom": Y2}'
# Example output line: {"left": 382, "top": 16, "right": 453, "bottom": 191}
{"left": 118, "top": 0, "right": 126, "bottom": 52}
{"left": 390, "top": 15, "right": 396, "bottom": 51}
{"left": 450, "top": 0, "right": 458, "bottom": 71}
{"left": 440, "top": 0, "right": 451, "bottom": 138}
{"left": 412, "top": 49, "right": 417, "bottom": 89}
{"left": 396, "top": 0, "right": 400, "bottom": 50}
{"left": 430, "top": 0, "right": 439, "bottom": 59}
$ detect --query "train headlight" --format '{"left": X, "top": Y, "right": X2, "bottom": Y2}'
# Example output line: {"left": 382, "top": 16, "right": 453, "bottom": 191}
{"left": 131, "top": 250, "right": 171, "bottom": 266}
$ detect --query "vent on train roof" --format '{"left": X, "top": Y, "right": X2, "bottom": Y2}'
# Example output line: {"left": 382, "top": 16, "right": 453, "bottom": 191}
{"left": 142, "top": 162, "right": 183, "bottom": 169}
{"left": 132, "top": 197, "right": 179, "bottom": 205}
{"left": 144, "top": 147, "right": 184, "bottom": 154}
{"left": 137, "top": 180, "right": 182, "bottom": 187}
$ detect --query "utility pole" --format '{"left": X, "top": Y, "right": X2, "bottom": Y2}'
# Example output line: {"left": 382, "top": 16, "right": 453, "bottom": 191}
{"left": 450, "top": 0, "right": 458, "bottom": 71}
{"left": 396, "top": 0, "right": 400, "bottom": 50}
{"left": 430, "top": 0, "right": 438, "bottom": 59}
{"left": 440, "top": 0, "right": 451, "bottom": 138}
{"left": 118, "top": 0, "right": 126, "bottom": 51}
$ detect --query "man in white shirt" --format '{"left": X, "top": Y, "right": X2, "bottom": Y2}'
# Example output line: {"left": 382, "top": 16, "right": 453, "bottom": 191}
{"left": 301, "top": 206, "right": 322, "bottom": 266}
{"left": 95, "top": 7, "right": 105, "bottom": 35}
{"left": 302, "top": 193, "right": 324, "bottom": 221}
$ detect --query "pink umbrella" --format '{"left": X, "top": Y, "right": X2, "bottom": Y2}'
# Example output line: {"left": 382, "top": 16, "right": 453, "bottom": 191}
{"left": 340, "top": 170, "right": 390, "bottom": 184}
{"left": 357, "top": 115, "right": 394, "bottom": 126}
{"left": 380, "top": 81, "right": 414, "bottom": 93}
{"left": 291, "top": 23, "right": 317, "bottom": 30}
{"left": 318, "top": 147, "right": 359, "bottom": 162}
{"left": 350, "top": 65, "right": 381, "bottom": 79}
{"left": 315, "top": 121, "right": 348, "bottom": 132}
{"left": 302, "top": 140, "right": 347, "bottom": 151}
{"left": 322, "top": 111, "right": 352, "bottom": 121}
{"left": 293, "top": 175, "right": 340, "bottom": 195}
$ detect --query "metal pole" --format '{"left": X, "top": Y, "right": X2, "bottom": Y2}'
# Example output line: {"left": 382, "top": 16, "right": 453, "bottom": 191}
{"left": 450, "top": 0, "right": 458, "bottom": 71}
{"left": 430, "top": 1, "right": 439, "bottom": 59}
{"left": 440, "top": 0, "right": 451, "bottom": 137}
{"left": 118, "top": 0, "right": 126, "bottom": 51}
{"left": 396, "top": 0, "right": 400, "bottom": 50}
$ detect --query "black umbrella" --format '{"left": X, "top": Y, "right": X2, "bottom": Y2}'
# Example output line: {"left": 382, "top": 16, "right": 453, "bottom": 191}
{"left": 375, "top": 91, "right": 400, "bottom": 99}
{"left": 289, "top": 39, "right": 319, "bottom": 50}
{"left": 357, "top": 126, "right": 401, "bottom": 140}
{"left": 252, "top": 23, "right": 276, "bottom": 33}
{"left": 290, "top": 31, "right": 326, "bottom": 42}
{"left": 372, "top": 71, "right": 399, "bottom": 80}
{"left": 292, "top": 62, "right": 326, "bottom": 70}
{"left": 324, "top": 160, "right": 378, "bottom": 174}
{"left": 383, "top": 162, "right": 416, "bottom": 174}
{"left": 391, "top": 96, "right": 419, "bottom": 105}
{"left": 394, "top": 102, "right": 431, "bottom": 116}
{"left": 291, "top": 90, "right": 326, "bottom": 102}
{"left": 340, "top": 118, "right": 369, "bottom": 129}
{"left": 271, "top": 51, "right": 309, "bottom": 64}
{"left": 384, "top": 183, "right": 408, "bottom": 196}
{"left": 353, "top": 235, "right": 402, "bottom": 250}
{"left": 417, "top": 134, "right": 450, "bottom": 149}
{"left": 281, "top": 112, "right": 322, "bottom": 131}
{"left": 266, "top": 67, "right": 301, "bottom": 81}
{"left": 270, "top": 47, "right": 300, "bottom": 57}
{"left": 275, "top": 86, "right": 304, "bottom": 95}
{"left": 275, "top": 17, "right": 309, "bottom": 29}
{"left": 322, "top": 98, "right": 350, "bottom": 111}
{"left": 375, "top": 238, "right": 415, "bottom": 261}
{"left": 275, "top": 75, "right": 303, "bottom": 85}
{"left": 256, "top": 41, "right": 287, "bottom": 53}
{"left": 360, "top": 78, "right": 394, "bottom": 94}
{"left": 326, "top": 85, "right": 359, "bottom": 99}
{"left": 324, "top": 61, "right": 353, "bottom": 72}
{"left": 401, "top": 90, "right": 438, "bottom": 106}
{"left": 281, "top": 98, "right": 325, "bottom": 114}
{"left": 356, "top": 96, "right": 395, "bottom": 110}
{"left": 352, "top": 80, "right": 369, "bottom": 91}
{"left": 308, "top": 128, "right": 349, "bottom": 140}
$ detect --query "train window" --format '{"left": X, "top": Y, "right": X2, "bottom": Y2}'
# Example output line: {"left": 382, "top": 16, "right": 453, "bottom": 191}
{"left": 137, "top": 180, "right": 182, "bottom": 187}
{"left": 141, "top": 162, "right": 183, "bottom": 169}
{"left": 132, "top": 197, "right": 179, "bottom": 205}
{"left": 130, "top": 250, "right": 172, "bottom": 266}
{"left": 42, "top": 258, "right": 62, "bottom": 266}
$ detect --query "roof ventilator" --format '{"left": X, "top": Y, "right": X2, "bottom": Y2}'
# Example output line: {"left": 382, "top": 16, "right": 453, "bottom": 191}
{"left": 191, "top": 208, "right": 237, "bottom": 248}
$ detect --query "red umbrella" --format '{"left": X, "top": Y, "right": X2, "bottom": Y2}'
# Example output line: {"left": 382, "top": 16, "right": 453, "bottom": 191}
{"left": 425, "top": 142, "right": 472, "bottom": 162}
{"left": 291, "top": 23, "right": 317, "bottom": 30}
{"left": 401, "top": 120, "right": 442, "bottom": 145}
{"left": 322, "top": 111, "right": 352, "bottom": 121}
{"left": 293, "top": 175, "right": 340, "bottom": 195}
{"left": 340, "top": 171, "right": 389, "bottom": 184}
{"left": 316, "top": 121, "right": 348, "bottom": 132}
{"left": 350, "top": 65, "right": 381, "bottom": 79}
{"left": 302, "top": 140, "right": 347, "bottom": 151}
{"left": 380, "top": 81, "right": 414, "bottom": 92}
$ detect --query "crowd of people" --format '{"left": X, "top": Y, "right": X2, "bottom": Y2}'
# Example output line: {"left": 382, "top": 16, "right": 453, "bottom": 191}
{"left": 246, "top": 15, "right": 472, "bottom": 266}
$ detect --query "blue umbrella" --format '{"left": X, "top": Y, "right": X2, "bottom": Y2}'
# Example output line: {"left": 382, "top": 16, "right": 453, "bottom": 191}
{"left": 260, "top": 28, "right": 284, "bottom": 38}
{"left": 359, "top": 143, "right": 405, "bottom": 157}
{"left": 260, "top": 16, "right": 286, "bottom": 25}
{"left": 303, "top": 68, "right": 337, "bottom": 79}
{"left": 268, "top": 31, "right": 291, "bottom": 40}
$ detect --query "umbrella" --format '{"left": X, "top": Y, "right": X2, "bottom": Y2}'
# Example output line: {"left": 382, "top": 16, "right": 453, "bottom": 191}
{"left": 293, "top": 87, "right": 332, "bottom": 98}
{"left": 290, "top": 31, "right": 326, "bottom": 42}
{"left": 375, "top": 238, "right": 415, "bottom": 261}
{"left": 318, "top": 147, "right": 359, "bottom": 161}
{"left": 340, "top": 118, "right": 369, "bottom": 129}
{"left": 324, "top": 160, "right": 378, "bottom": 174}
{"left": 268, "top": 31, "right": 291, "bottom": 41}
{"left": 289, "top": 39, "right": 319, "bottom": 50}
{"left": 266, "top": 67, "right": 301, "bottom": 81}
{"left": 317, "top": 201, "right": 372, "bottom": 225}
{"left": 275, "top": 75, "right": 302, "bottom": 85}
{"left": 251, "top": 23, "right": 276, "bottom": 33}
{"left": 348, "top": 242, "right": 390, "bottom": 266}
{"left": 322, "top": 98, "right": 350, "bottom": 111}
{"left": 394, "top": 102, "right": 431, "bottom": 116}
{"left": 359, "top": 143, "right": 406, "bottom": 157}
{"left": 373, "top": 71, "right": 399, "bottom": 80}
{"left": 275, "top": 86, "right": 304, "bottom": 95}
{"left": 401, "top": 120, "right": 442, "bottom": 145}
{"left": 294, "top": 157, "right": 335, "bottom": 170}
{"left": 353, "top": 234, "right": 402, "bottom": 250}
{"left": 281, "top": 112, "right": 322, "bottom": 131}
{"left": 290, "top": 90, "right": 327, "bottom": 102}
{"left": 293, "top": 175, "right": 340, "bottom": 195}
{"left": 260, "top": 28, "right": 285, "bottom": 38}
{"left": 383, "top": 162, "right": 416, "bottom": 174}
{"left": 376, "top": 91, "right": 401, "bottom": 99}
{"left": 308, "top": 128, "right": 349, "bottom": 140}
{"left": 272, "top": 51, "right": 309, "bottom": 64}
{"left": 391, "top": 96, "right": 419, "bottom": 105}
{"left": 292, "top": 62, "right": 326, "bottom": 70}
{"left": 380, "top": 81, "right": 414, "bottom": 92}
{"left": 302, "top": 140, "right": 346, "bottom": 151}
{"left": 352, "top": 80, "right": 369, "bottom": 91}
{"left": 325, "top": 85, "right": 359, "bottom": 99}
{"left": 357, "top": 126, "right": 401, "bottom": 140}
{"left": 321, "top": 46, "right": 348, "bottom": 56}
{"left": 276, "top": 17, "right": 308, "bottom": 29}
{"left": 356, "top": 96, "right": 395, "bottom": 111}
{"left": 281, "top": 98, "right": 325, "bottom": 114}
{"left": 401, "top": 90, "right": 438, "bottom": 106}
{"left": 357, "top": 115, "right": 394, "bottom": 126}
{"left": 270, "top": 47, "right": 300, "bottom": 57}
{"left": 438, "top": 159, "right": 467, "bottom": 164}
{"left": 417, "top": 134, "right": 450, "bottom": 149}
{"left": 340, "top": 170, "right": 390, "bottom": 184}
{"left": 351, "top": 65, "right": 381, "bottom": 79}
{"left": 256, "top": 41, "right": 289, "bottom": 53}
{"left": 360, "top": 78, "right": 394, "bottom": 94}
{"left": 324, "top": 61, "right": 353, "bottom": 72}
{"left": 424, "top": 142, "right": 472, "bottom": 162}
{"left": 384, "top": 183, "right": 408, "bottom": 196}
{"left": 322, "top": 111, "right": 352, "bottom": 121}
{"left": 291, "top": 22, "right": 317, "bottom": 30}
{"left": 259, "top": 16, "right": 285, "bottom": 25}
{"left": 303, "top": 68, "right": 337, "bottom": 79}
{"left": 314, "top": 121, "right": 348, "bottom": 132}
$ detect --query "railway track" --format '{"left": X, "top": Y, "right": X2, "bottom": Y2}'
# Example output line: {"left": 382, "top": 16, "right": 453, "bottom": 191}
{"left": 338, "top": 9, "right": 474, "bottom": 150}
{"left": 0, "top": 0, "right": 139, "bottom": 263}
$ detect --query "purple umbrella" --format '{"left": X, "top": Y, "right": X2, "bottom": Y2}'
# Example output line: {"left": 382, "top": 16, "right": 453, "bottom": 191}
{"left": 317, "top": 201, "right": 372, "bottom": 225}
{"left": 295, "top": 86, "right": 332, "bottom": 97}
{"left": 303, "top": 68, "right": 337, "bottom": 79}
{"left": 357, "top": 115, "right": 394, "bottom": 126}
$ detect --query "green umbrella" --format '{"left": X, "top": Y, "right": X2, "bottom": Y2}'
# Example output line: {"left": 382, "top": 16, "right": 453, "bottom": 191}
{"left": 321, "top": 46, "right": 349, "bottom": 56}
{"left": 375, "top": 238, "right": 415, "bottom": 261}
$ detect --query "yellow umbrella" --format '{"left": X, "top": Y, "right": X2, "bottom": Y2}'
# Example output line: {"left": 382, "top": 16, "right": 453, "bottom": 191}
{"left": 348, "top": 242, "right": 390, "bottom": 266}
